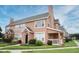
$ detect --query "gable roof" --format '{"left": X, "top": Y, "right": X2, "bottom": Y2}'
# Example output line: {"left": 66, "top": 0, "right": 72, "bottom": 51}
{"left": 13, "top": 12, "right": 49, "bottom": 25}
{"left": 6, "top": 12, "right": 49, "bottom": 27}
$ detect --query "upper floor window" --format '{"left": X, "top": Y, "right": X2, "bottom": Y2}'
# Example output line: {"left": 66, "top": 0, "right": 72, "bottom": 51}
{"left": 35, "top": 20, "right": 44, "bottom": 28}
{"left": 6, "top": 27, "right": 10, "bottom": 30}
{"left": 15, "top": 24, "right": 26, "bottom": 29}
{"left": 15, "top": 25, "right": 19, "bottom": 28}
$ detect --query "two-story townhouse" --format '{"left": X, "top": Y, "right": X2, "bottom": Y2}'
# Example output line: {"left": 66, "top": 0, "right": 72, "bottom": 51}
{"left": 6, "top": 6, "right": 64, "bottom": 45}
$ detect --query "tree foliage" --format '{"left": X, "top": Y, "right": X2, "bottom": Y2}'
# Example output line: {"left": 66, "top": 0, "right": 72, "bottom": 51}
{"left": 0, "top": 27, "right": 2, "bottom": 32}
{"left": 0, "top": 27, "right": 3, "bottom": 38}
{"left": 4, "top": 29, "right": 14, "bottom": 43}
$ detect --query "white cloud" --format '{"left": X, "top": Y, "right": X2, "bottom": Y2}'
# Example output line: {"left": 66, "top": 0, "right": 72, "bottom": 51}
{"left": 54, "top": 13, "right": 68, "bottom": 24}
{"left": 54, "top": 5, "right": 79, "bottom": 33}
{"left": 61, "top": 5, "right": 76, "bottom": 14}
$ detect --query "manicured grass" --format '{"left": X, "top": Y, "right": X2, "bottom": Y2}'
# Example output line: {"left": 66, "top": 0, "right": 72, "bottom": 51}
{"left": 76, "top": 40, "right": 79, "bottom": 42}
{"left": 0, "top": 51, "right": 10, "bottom": 53}
{"left": 0, "top": 40, "right": 77, "bottom": 50}
{"left": 0, "top": 43, "right": 9, "bottom": 47}
{"left": 0, "top": 38, "right": 2, "bottom": 39}
{"left": 0, "top": 42, "right": 17, "bottom": 47}
{"left": 64, "top": 40, "right": 77, "bottom": 47}
{"left": 1, "top": 45, "right": 60, "bottom": 50}
{"left": 22, "top": 48, "right": 79, "bottom": 53}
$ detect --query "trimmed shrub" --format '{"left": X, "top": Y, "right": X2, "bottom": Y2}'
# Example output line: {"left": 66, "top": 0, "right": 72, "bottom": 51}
{"left": 0, "top": 34, "right": 4, "bottom": 42}
{"left": 29, "top": 39, "right": 36, "bottom": 44}
{"left": 0, "top": 38, "right": 3, "bottom": 42}
{"left": 11, "top": 40, "right": 18, "bottom": 44}
{"left": 3, "top": 38, "right": 12, "bottom": 43}
{"left": 47, "top": 40, "right": 52, "bottom": 45}
{"left": 65, "top": 39, "right": 72, "bottom": 42}
{"left": 17, "top": 40, "right": 22, "bottom": 44}
{"left": 35, "top": 40, "right": 43, "bottom": 46}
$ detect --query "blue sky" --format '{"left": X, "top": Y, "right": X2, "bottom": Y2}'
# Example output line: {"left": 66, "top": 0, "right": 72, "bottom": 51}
{"left": 0, "top": 5, "right": 79, "bottom": 34}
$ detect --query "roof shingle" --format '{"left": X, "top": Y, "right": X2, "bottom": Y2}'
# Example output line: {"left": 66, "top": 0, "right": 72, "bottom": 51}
{"left": 13, "top": 12, "right": 49, "bottom": 25}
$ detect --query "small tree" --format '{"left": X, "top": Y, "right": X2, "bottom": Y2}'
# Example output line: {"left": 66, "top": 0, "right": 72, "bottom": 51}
{"left": 0, "top": 26, "right": 2, "bottom": 32}
{"left": 0, "top": 27, "right": 3, "bottom": 38}
{"left": 4, "top": 29, "right": 14, "bottom": 43}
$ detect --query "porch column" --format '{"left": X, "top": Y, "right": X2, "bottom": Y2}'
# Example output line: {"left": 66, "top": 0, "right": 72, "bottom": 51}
{"left": 58, "top": 32, "right": 63, "bottom": 45}
{"left": 58, "top": 32, "right": 61, "bottom": 39}
{"left": 58, "top": 32, "right": 61, "bottom": 45}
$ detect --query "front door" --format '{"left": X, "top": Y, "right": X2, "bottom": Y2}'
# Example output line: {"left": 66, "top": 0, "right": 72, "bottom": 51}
{"left": 25, "top": 35, "right": 28, "bottom": 43}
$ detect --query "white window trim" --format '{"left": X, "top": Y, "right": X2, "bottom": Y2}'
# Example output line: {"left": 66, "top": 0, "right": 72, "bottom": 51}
{"left": 34, "top": 20, "right": 45, "bottom": 28}
{"left": 34, "top": 32, "right": 45, "bottom": 42}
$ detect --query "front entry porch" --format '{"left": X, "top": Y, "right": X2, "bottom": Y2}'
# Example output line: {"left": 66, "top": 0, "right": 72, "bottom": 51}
{"left": 48, "top": 32, "right": 63, "bottom": 45}
{"left": 21, "top": 26, "right": 34, "bottom": 45}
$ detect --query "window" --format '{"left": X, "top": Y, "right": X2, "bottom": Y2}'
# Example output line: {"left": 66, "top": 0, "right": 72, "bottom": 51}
{"left": 21, "top": 24, "right": 26, "bottom": 29}
{"left": 48, "top": 22, "right": 51, "bottom": 27}
{"left": 6, "top": 27, "right": 10, "bottom": 30}
{"left": 14, "top": 33, "right": 22, "bottom": 40}
{"left": 14, "top": 33, "right": 19, "bottom": 40}
{"left": 35, "top": 32, "right": 45, "bottom": 42}
{"left": 48, "top": 23, "right": 50, "bottom": 27}
{"left": 15, "top": 24, "right": 25, "bottom": 29}
{"left": 35, "top": 20, "right": 44, "bottom": 28}
{"left": 15, "top": 25, "right": 19, "bottom": 28}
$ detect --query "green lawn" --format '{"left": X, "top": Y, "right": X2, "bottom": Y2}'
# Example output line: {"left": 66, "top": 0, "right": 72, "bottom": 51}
{"left": 0, "top": 40, "right": 77, "bottom": 50}
{"left": 1, "top": 45, "right": 60, "bottom": 50}
{"left": 0, "top": 38, "right": 10, "bottom": 47}
{"left": 22, "top": 48, "right": 79, "bottom": 53}
{"left": 0, "top": 39, "right": 78, "bottom": 53}
{"left": 64, "top": 40, "right": 77, "bottom": 47}
{"left": 76, "top": 40, "right": 79, "bottom": 42}
{"left": 0, "top": 51, "right": 10, "bottom": 53}
{"left": 0, "top": 43, "right": 9, "bottom": 47}
{"left": 0, "top": 38, "right": 2, "bottom": 39}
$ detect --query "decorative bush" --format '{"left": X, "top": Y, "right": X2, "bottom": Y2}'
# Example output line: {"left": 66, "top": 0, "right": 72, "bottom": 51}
{"left": 35, "top": 40, "right": 43, "bottom": 46}
{"left": 3, "top": 38, "right": 12, "bottom": 43}
{"left": 0, "top": 38, "right": 3, "bottom": 42}
{"left": 0, "top": 32, "right": 4, "bottom": 38}
{"left": 17, "top": 40, "right": 22, "bottom": 44}
{"left": 47, "top": 40, "right": 52, "bottom": 45}
{"left": 0, "top": 33, "right": 4, "bottom": 42}
{"left": 29, "top": 39, "right": 36, "bottom": 44}
{"left": 65, "top": 39, "right": 72, "bottom": 42}
{"left": 11, "top": 40, "right": 18, "bottom": 44}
